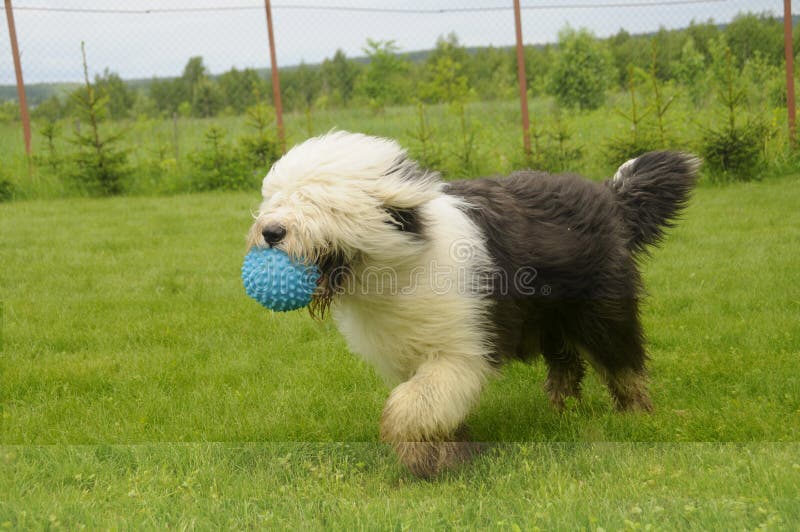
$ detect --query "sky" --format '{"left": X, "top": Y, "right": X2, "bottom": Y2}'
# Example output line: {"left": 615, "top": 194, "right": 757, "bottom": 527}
{"left": 0, "top": 0, "right": 784, "bottom": 85}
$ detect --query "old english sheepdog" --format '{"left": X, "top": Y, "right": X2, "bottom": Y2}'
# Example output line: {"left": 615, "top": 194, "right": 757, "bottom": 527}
{"left": 247, "top": 131, "right": 699, "bottom": 478}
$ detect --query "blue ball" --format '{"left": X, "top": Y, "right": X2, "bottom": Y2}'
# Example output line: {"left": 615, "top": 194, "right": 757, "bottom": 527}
{"left": 241, "top": 247, "right": 321, "bottom": 312}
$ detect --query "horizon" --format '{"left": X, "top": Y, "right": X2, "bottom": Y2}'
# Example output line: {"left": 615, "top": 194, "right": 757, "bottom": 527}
{"left": 0, "top": 0, "right": 779, "bottom": 87}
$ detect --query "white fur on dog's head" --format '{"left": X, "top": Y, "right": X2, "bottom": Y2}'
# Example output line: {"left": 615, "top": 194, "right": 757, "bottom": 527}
{"left": 248, "top": 131, "right": 442, "bottom": 266}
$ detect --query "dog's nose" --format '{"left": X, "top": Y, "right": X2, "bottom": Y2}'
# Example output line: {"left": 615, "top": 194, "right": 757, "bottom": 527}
{"left": 262, "top": 224, "right": 286, "bottom": 246}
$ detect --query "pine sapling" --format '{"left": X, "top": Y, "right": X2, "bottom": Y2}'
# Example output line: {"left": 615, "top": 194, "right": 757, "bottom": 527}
{"left": 701, "top": 46, "right": 765, "bottom": 181}
{"left": 408, "top": 102, "right": 442, "bottom": 169}
{"left": 239, "top": 100, "right": 278, "bottom": 172}
{"left": 649, "top": 42, "right": 675, "bottom": 146}
{"left": 452, "top": 101, "right": 477, "bottom": 176}
{"left": 68, "top": 42, "right": 130, "bottom": 195}
{"left": 605, "top": 64, "right": 658, "bottom": 164}
{"left": 37, "top": 121, "right": 61, "bottom": 173}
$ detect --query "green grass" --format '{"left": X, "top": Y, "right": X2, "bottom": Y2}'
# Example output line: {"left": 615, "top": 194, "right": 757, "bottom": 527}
{"left": 3, "top": 100, "right": 551, "bottom": 198}
{"left": 1, "top": 93, "right": 794, "bottom": 201}
{"left": 1, "top": 177, "right": 799, "bottom": 528}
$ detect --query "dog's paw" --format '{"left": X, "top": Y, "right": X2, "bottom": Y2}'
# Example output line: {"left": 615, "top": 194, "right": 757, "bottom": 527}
{"left": 392, "top": 439, "right": 484, "bottom": 479}
{"left": 384, "top": 424, "right": 483, "bottom": 479}
{"left": 544, "top": 374, "right": 582, "bottom": 411}
{"left": 615, "top": 391, "right": 654, "bottom": 413}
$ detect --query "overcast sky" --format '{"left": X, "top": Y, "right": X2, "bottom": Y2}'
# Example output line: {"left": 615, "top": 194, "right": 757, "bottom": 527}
{"left": 0, "top": 0, "right": 783, "bottom": 84}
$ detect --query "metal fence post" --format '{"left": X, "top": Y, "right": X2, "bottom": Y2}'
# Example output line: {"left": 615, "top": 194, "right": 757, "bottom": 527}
{"left": 264, "top": 0, "right": 286, "bottom": 153}
{"left": 784, "top": 0, "right": 796, "bottom": 149}
{"left": 4, "top": 0, "right": 32, "bottom": 157}
{"left": 513, "top": 0, "right": 531, "bottom": 160}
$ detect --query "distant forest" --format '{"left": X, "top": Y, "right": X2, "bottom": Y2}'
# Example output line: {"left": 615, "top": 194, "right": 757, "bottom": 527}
{"left": 0, "top": 12, "right": 792, "bottom": 122}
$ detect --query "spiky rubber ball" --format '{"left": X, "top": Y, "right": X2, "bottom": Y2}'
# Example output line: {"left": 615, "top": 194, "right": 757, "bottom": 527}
{"left": 242, "top": 247, "right": 320, "bottom": 312}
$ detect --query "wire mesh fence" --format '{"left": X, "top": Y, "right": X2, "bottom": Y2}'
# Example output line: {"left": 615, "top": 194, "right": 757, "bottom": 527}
{"left": 0, "top": 0, "right": 794, "bottom": 197}
{"left": 0, "top": 0, "right": 782, "bottom": 85}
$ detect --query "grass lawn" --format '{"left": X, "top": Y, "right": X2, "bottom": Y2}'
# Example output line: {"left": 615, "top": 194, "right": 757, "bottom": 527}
{"left": 1, "top": 175, "right": 799, "bottom": 528}
{"left": 4, "top": 95, "right": 793, "bottom": 201}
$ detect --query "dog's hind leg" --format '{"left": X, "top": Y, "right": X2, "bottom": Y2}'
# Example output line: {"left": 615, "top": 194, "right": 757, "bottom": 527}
{"left": 379, "top": 354, "right": 490, "bottom": 478}
{"left": 541, "top": 330, "right": 586, "bottom": 411}
{"left": 574, "top": 301, "right": 653, "bottom": 412}
{"left": 593, "top": 365, "right": 652, "bottom": 412}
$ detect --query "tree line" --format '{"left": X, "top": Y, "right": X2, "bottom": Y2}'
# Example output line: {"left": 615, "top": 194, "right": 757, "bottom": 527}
{"left": 0, "top": 10, "right": 789, "bottom": 202}
{"left": 16, "top": 12, "right": 788, "bottom": 124}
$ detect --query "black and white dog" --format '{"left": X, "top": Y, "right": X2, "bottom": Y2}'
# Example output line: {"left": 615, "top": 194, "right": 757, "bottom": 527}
{"left": 247, "top": 131, "right": 699, "bottom": 477}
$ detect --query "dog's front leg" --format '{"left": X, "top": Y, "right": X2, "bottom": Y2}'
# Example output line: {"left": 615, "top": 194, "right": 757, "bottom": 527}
{"left": 380, "top": 354, "right": 489, "bottom": 478}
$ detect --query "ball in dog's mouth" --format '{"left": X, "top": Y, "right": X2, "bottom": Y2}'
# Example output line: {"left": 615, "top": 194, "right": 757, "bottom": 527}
{"left": 241, "top": 247, "right": 321, "bottom": 312}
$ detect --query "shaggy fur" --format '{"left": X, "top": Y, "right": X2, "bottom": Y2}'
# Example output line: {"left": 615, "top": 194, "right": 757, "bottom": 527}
{"left": 247, "top": 131, "right": 699, "bottom": 478}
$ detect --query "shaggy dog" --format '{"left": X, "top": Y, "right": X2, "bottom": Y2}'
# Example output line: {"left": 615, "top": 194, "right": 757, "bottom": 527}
{"left": 247, "top": 131, "right": 699, "bottom": 478}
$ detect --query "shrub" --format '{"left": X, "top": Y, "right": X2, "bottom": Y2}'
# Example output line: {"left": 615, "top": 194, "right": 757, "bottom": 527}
{"left": 701, "top": 43, "right": 771, "bottom": 182}
{"left": 407, "top": 102, "right": 443, "bottom": 170}
{"left": 672, "top": 37, "right": 707, "bottom": 106}
{"left": 238, "top": 135, "right": 278, "bottom": 177}
{"left": 0, "top": 176, "right": 17, "bottom": 202}
{"left": 606, "top": 65, "right": 656, "bottom": 165}
{"left": 357, "top": 39, "right": 411, "bottom": 113}
{"left": 189, "top": 127, "right": 251, "bottom": 191}
{"left": 69, "top": 147, "right": 130, "bottom": 196}
{"left": 605, "top": 135, "right": 662, "bottom": 166}
{"left": 238, "top": 102, "right": 279, "bottom": 176}
{"left": 447, "top": 101, "right": 480, "bottom": 177}
{"left": 34, "top": 121, "right": 62, "bottom": 174}
{"left": 0, "top": 101, "right": 19, "bottom": 123}
{"left": 605, "top": 53, "right": 672, "bottom": 166}
{"left": 548, "top": 27, "right": 614, "bottom": 110}
{"left": 419, "top": 34, "right": 471, "bottom": 105}
{"left": 31, "top": 95, "right": 66, "bottom": 122}
{"left": 518, "top": 111, "right": 583, "bottom": 173}
{"left": 701, "top": 122, "right": 766, "bottom": 182}
{"left": 545, "top": 112, "right": 584, "bottom": 172}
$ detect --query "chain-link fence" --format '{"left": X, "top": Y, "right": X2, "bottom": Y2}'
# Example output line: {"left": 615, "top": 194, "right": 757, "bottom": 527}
{"left": 0, "top": 0, "right": 781, "bottom": 85}
{"left": 0, "top": 0, "right": 794, "bottom": 193}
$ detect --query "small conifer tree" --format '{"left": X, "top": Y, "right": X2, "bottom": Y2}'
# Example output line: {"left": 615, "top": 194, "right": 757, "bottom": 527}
{"left": 68, "top": 42, "right": 130, "bottom": 195}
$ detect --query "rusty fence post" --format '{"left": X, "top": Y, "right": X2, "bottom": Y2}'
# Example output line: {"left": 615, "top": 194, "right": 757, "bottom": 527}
{"left": 264, "top": 0, "right": 286, "bottom": 153}
{"left": 4, "top": 0, "right": 32, "bottom": 157}
{"left": 513, "top": 0, "right": 531, "bottom": 160}
{"left": 785, "top": 0, "right": 796, "bottom": 149}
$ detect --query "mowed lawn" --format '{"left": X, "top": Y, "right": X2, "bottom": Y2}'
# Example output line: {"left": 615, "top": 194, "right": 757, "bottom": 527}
{"left": 1, "top": 175, "right": 799, "bottom": 528}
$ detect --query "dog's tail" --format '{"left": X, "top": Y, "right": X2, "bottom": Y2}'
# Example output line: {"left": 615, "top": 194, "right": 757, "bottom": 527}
{"left": 607, "top": 151, "right": 700, "bottom": 254}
